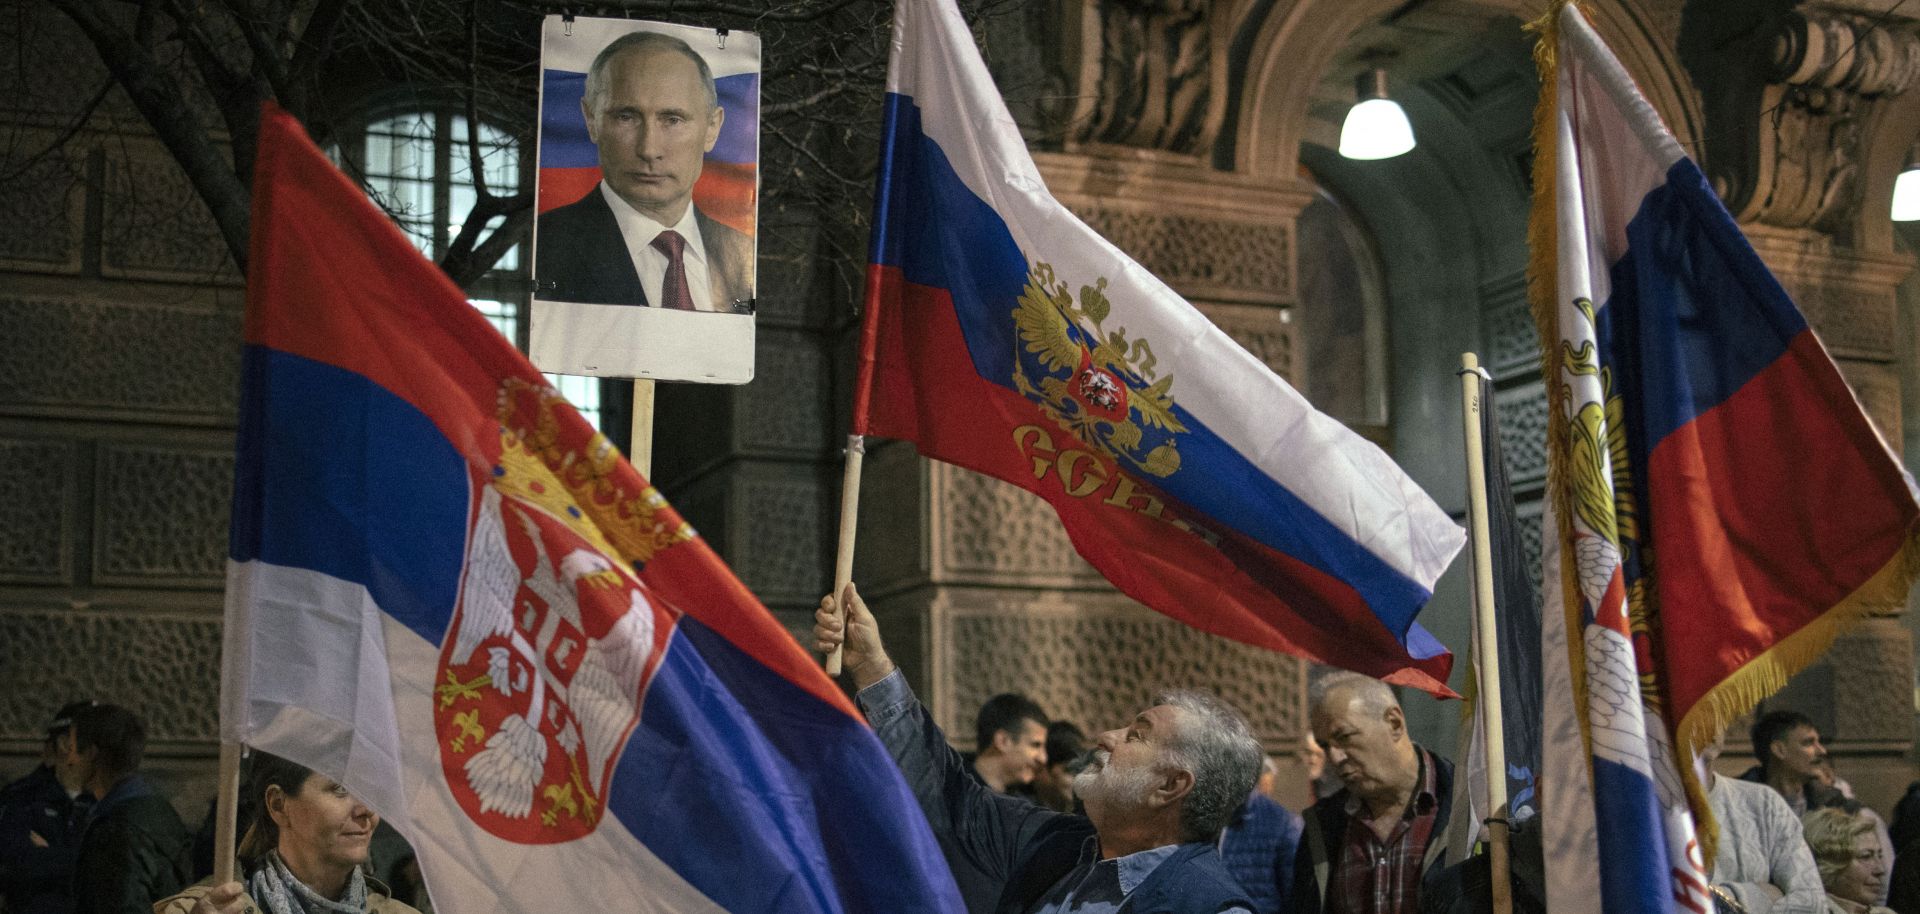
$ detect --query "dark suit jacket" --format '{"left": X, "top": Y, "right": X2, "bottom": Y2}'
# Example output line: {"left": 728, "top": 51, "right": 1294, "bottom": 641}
{"left": 534, "top": 187, "right": 754, "bottom": 312}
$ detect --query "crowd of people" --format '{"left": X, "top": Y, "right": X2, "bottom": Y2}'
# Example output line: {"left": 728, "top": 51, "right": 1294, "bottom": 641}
{"left": 4, "top": 588, "right": 1919, "bottom": 914}
{"left": 0, "top": 704, "right": 425, "bottom": 914}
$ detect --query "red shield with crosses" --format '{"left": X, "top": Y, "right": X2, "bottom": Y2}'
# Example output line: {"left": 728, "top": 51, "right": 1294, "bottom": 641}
{"left": 432, "top": 442, "right": 675, "bottom": 844}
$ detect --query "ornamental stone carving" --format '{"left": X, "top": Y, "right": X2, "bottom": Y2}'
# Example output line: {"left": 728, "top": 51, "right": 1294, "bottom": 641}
{"left": 1072, "top": 0, "right": 1225, "bottom": 156}
{"left": 1069, "top": 205, "right": 1292, "bottom": 301}
{"left": 1682, "top": 3, "right": 1920, "bottom": 233}
{"left": 0, "top": 437, "right": 76, "bottom": 584}
{"left": 939, "top": 588, "right": 1305, "bottom": 748}
{"left": 0, "top": 608, "right": 221, "bottom": 744}
{"left": 0, "top": 296, "right": 241, "bottom": 422}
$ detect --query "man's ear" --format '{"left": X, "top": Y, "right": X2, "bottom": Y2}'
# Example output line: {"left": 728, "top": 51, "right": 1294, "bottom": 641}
{"left": 1770, "top": 739, "right": 1790, "bottom": 762}
{"left": 581, "top": 97, "right": 600, "bottom": 146}
{"left": 264, "top": 785, "right": 288, "bottom": 826}
{"left": 990, "top": 729, "right": 1015, "bottom": 754}
{"left": 703, "top": 105, "right": 725, "bottom": 153}
{"left": 1155, "top": 767, "right": 1195, "bottom": 808}
{"left": 1384, "top": 704, "right": 1407, "bottom": 739}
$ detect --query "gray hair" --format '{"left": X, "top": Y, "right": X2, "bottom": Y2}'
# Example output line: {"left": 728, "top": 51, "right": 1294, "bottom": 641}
{"left": 583, "top": 31, "right": 718, "bottom": 114}
{"left": 1152, "top": 689, "right": 1263, "bottom": 843}
{"left": 1803, "top": 807, "right": 1875, "bottom": 887}
{"left": 1310, "top": 671, "right": 1399, "bottom": 718}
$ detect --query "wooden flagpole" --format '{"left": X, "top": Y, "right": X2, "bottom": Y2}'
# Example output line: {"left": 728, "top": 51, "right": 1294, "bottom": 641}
{"left": 630, "top": 379, "right": 656, "bottom": 478}
{"left": 1459, "top": 352, "right": 1512, "bottom": 914}
{"left": 825, "top": 434, "right": 866, "bottom": 676}
{"left": 212, "top": 741, "right": 242, "bottom": 884}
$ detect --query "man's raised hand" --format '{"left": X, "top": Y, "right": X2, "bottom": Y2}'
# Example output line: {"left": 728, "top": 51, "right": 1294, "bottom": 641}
{"left": 814, "top": 582, "right": 895, "bottom": 689}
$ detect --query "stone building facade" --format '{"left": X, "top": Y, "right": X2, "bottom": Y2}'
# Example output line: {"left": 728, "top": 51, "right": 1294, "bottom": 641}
{"left": 4, "top": 0, "right": 1920, "bottom": 826}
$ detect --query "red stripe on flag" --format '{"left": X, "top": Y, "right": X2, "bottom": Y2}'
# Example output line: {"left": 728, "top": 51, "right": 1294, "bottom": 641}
{"left": 1649, "top": 331, "right": 1919, "bottom": 717}
{"left": 538, "top": 168, "right": 601, "bottom": 214}
{"left": 860, "top": 264, "right": 1454, "bottom": 694}
{"left": 250, "top": 104, "right": 857, "bottom": 719}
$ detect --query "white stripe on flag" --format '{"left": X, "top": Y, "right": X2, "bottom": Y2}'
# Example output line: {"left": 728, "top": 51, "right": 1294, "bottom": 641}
{"left": 1536, "top": 502, "right": 1602, "bottom": 914}
{"left": 224, "top": 560, "right": 731, "bottom": 914}
{"left": 883, "top": 0, "right": 1463, "bottom": 588}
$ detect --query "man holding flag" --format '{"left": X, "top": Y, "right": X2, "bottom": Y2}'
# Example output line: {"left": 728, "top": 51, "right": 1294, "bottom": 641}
{"left": 814, "top": 583, "right": 1262, "bottom": 914}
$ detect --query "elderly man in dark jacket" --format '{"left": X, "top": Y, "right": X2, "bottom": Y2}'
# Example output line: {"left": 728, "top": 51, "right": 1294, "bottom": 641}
{"left": 1293, "top": 673, "right": 1453, "bottom": 914}
{"left": 817, "top": 584, "right": 1261, "bottom": 914}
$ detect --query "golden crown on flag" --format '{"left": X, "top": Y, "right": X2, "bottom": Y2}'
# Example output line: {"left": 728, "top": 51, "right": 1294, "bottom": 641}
{"left": 494, "top": 377, "right": 694, "bottom": 565}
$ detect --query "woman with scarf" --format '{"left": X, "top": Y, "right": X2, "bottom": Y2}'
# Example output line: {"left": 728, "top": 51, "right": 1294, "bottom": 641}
{"left": 153, "top": 754, "right": 419, "bottom": 914}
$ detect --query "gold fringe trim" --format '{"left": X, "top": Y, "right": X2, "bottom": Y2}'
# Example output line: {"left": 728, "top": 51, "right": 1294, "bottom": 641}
{"left": 1675, "top": 526, "right": 1920, "bottom": 863}
{"left": 1522, "top": 0, "right": 1594, "bottom": 805}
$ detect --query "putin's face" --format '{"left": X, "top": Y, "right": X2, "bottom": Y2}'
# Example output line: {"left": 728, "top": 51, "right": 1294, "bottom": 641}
{"left": 584, "top": 45, "right": 724, "bottom": 225}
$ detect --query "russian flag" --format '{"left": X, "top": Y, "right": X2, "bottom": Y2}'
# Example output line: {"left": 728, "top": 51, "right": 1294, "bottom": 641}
{"left": 856, "top": 0, "right": 1467, "bottom": 694}
{"left": 224, "top": 104, "right": 963, "bottom": 914}
{"left": 537, "top": 17, "right": 758, "bottom": 236}
{"left": 1532, "top": 8, "right": 1920, "bottom": 914}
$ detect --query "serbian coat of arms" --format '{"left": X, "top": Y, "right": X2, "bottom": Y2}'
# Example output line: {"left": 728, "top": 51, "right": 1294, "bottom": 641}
{"left": 1010, "top": 261, "right": 1186, "bottom": 478}
{"left": 432, "top": 402, "right": 676, "bottom": 844}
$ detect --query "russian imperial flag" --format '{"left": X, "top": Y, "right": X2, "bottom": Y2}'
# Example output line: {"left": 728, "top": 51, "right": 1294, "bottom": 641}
{"left": 857, "top": 0, "right": 1467, "bottom": 693}
{"left": 225, "top": 104, "right": 963, "bottom": 914}
{"left": 537, "top": 17, "right": 758, "bottom": 236}
{"left": 1531, "top": 7, "right": 1920, "bottom": 914}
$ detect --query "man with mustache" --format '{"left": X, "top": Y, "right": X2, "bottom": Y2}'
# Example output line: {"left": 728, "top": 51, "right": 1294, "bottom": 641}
{"left": 536, "top": 30, "right": 753, "bottom": 313}
{"left": 815, "top": 584, "right": 1261, "bottom": 913}
{"left": 1293, "top": 672, "right": 1452, "bottom": 914}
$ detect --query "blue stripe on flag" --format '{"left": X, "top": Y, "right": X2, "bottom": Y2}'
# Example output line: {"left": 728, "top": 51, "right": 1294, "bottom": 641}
{"left": 870, "top": 92, "right": 1434, "bottom": 640}
{"left": 1595, "top": 159, "right": 1808, "bottom": 455}
{"left": 230, "top": 347, "right": 468, "bottom": 648}
{"left": 612, "top": 616, "right": 960, "bottom": 913}
{"left": 1589, "top": 757, "right": 1674, "bottom": 913}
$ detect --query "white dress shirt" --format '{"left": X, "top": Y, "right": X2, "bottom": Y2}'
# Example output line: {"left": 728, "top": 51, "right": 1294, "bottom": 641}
{"left": 598, "top": 182, "right": 717, "bottom": 312}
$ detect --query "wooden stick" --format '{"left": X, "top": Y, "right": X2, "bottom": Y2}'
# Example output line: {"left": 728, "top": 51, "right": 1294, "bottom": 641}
{"left": 1458, "top": 352, "right": 1512, "bottom": 914}
{"left": 630, "top": 379, "right": 656, "bottom": 478}
{"left": 212, "top": 741, "right": 242, "bottom": 884}
{"left": 825, "top": 435, "right": 866, "bottom": 676}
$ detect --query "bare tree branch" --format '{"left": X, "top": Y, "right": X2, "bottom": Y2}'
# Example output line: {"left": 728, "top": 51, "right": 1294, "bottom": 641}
{"left": 49, "top": 0, "right": 253, "bottom": 270}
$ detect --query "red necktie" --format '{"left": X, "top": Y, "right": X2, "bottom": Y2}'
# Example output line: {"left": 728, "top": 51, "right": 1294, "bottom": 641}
{"left": 650, "top": 230, "right": 696, "bottom": 311}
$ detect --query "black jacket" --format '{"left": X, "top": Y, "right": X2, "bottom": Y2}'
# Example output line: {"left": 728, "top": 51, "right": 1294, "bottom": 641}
{"left": 1, "top": 765, "right": 91, "bottom": 914}
{"left": 71, "top": 775, "right": 192, "bottom": 914}
{"left": 1291, "top": 750, "right": 1454, "bottom": 914}
{"left": 534, "top": 188, "right": 753, "bottom": 311}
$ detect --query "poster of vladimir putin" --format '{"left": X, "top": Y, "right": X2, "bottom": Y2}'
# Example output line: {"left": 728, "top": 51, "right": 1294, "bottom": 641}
{"left": 531, "top": 18, "right": 758, "bottom": 384}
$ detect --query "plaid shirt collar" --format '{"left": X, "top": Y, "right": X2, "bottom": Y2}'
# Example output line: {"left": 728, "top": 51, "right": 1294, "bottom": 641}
{"left": 1341, "top": 747, "right": 1437, "bottom": 822}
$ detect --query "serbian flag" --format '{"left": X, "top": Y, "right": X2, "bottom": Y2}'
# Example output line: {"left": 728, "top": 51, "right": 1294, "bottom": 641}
{"left": 857, "top": 0, "right": 1467, "bottom": 693}
{"left": 536, "top": 17, "right": 758, "bottom": 236}
{"left": 1530, "top": 7, "right": 1920, "bottom": 913}
{"left": 224, "top": 104, "right": 963, "bottom": 914}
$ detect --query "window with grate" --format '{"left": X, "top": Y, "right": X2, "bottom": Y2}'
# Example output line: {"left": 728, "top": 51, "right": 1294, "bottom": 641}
{"left": 333, "top": 110, "right": 602, "bottom": 429}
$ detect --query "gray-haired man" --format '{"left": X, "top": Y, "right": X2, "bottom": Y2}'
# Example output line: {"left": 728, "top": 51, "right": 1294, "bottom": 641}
{"left": 815, "top": 583, "right": 1260, "bottom": 914}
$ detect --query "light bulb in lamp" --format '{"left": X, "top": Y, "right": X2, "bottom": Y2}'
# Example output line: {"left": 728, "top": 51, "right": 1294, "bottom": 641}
{"left": 1339, "top": 69, "right": 1415, "bottom": 161}
{"left": 1894, "top": 155, "right": 1920, "bottom": 222}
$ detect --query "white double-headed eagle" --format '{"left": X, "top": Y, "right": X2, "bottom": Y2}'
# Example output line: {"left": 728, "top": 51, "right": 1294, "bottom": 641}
{"left": 449, "top": 484, "right": 655, "bottom": 820}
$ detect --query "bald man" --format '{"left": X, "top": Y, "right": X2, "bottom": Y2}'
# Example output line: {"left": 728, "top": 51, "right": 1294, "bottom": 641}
{"left": 1293, "top": 672, "right": 1453, "bottom": 914}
